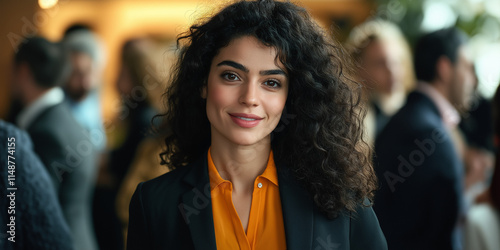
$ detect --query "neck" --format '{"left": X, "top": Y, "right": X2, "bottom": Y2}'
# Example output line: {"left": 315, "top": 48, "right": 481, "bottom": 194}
{"left": 210, "top": 131, "right": 271, "bottom": 194}
{"left": 372, "top": 89, "right": 406, "bottom": 116}
{"left": 428, "top": 80, "right": 451, "bottom": 103}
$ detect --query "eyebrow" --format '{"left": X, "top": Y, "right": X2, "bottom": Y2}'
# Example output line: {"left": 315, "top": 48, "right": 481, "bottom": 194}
{"left": 216, "top": 60, "right": 287, "bottom": 76}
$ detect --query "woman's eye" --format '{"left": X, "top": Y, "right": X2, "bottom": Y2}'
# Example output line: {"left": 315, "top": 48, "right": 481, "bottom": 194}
{"left": 222, "top": 73, "right": 240, "bottom": 81}
{"left": 263, "top": 80, "right": 281, "bottom": 88}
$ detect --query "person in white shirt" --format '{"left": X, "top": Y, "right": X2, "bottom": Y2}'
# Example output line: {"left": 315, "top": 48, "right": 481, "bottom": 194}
{"left": 10, "top": 36, "right": 99, "bottom": 250}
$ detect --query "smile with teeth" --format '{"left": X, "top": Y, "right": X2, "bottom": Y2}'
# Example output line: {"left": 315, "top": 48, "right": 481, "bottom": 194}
{"left": 229, "top": 113, "right": 263, "bottom": 128}
{"left": 236, "top": 116, "right": 256, "bottom": 121}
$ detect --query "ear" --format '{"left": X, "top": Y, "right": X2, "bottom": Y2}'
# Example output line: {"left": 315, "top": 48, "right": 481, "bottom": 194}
{"left": 15, "top": 62, "right": 33, "bottom": 87}
{"left": 436, "top": 56, "right": 452, "bottom": 85}
{"left": 17, "top": 62, "right": 30, "bottom": 76}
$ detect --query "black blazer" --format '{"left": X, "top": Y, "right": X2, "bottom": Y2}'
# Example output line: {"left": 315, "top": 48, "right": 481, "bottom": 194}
{"left": 26, "top": 102, "right": 98, "bottom": 250}
{"left": 373, "top": 91, "right": 464, "bottom": 250}
{"left": 127, "top": 152, "right": 388, "bottom": 250}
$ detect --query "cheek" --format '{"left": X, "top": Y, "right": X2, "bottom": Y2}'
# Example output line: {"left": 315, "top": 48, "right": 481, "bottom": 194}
{"left": 121, "top": 78, "right": 134, "bottom": 95}
{"left": 458, "top": 72, "right": 471, "bottom": 95}
{"left": 266, "top": 94, "right": 288, "bottom": 122}
{"left": 68, "top": 74, "right": 80, "bottom": 88}
{"left": 364, "top": 65, "right": 386, "bottom": 84}
{"left": 389, "top": 63, "right": 404, "bottom": 80}
{"left": 373, "top": 69, "right": 388, "bottom": 83}
{"left": 207, "top": 83, "right": 233, "bottom": 110}
{"left": 205, "top": 73, "right": 238, "bottom": 118}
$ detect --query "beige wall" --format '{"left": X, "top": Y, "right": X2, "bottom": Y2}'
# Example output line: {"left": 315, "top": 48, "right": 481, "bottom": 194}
{"left": 0, "top": 1, "right": 38, "bottom": 119}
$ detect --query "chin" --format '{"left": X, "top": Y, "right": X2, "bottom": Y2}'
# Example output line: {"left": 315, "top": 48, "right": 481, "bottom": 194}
{"left": 227, "top": 132, "right": 269, "bottom": 147}
{"left": 230, "top": 137, "right": 261, "bottom": 146}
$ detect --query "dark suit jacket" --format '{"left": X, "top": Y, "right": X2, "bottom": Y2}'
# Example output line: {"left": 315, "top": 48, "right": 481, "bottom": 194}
{"left": 127, "top": 152, "right": 388, "bottom": 250}
{"left": 373, "top": 91, "right": 464, "bottom": 250}
{"left": 26, "top": 103, "right": 98, "bottom": 250}
{"left": 0, "top": 120, "right": 73, "bottom": 250}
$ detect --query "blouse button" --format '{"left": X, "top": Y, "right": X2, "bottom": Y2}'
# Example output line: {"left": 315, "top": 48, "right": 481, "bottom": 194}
{"left": 257, "top": 183, "right": 263, "bottom": 188}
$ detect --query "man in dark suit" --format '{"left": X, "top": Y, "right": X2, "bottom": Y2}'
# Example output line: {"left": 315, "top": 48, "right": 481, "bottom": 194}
{"left": 373, "top": 28, "right": 475, "bottom": 249}
{"left": 10, "top": 37, "right": 98, "bottom": 250}
{"left": 0, "top": 120, "right": 73, "bottom": 250}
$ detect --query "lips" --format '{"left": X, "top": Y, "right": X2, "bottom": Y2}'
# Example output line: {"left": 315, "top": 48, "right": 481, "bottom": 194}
{"left": 228, "top": 113, "right": 263, "bottom": 128}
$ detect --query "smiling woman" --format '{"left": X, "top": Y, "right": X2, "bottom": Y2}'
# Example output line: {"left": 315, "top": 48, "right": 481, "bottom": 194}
{"left": 204, "top": 36, "right": 288, "bottom": 148}
{"left": 127, "top": 1, "right": 387, "bottom": 249}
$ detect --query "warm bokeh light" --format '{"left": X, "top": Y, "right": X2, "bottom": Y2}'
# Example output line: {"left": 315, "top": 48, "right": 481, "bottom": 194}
{"left": 38, "top": 0, "right": 58, "bottom": 9}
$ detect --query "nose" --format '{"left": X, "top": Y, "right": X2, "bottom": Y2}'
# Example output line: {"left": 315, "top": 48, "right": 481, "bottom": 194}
{"left": 239, "top": 81, "right": 259, "bottom": 107}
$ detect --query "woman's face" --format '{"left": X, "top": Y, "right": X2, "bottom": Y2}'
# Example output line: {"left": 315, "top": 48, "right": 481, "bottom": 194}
{"left": 116, "top": 65, "right": 134, "bottom": 96}
{"left": 66, "top": 52, "right": 95, "bottom": 101}
{"left": 204, "top": 35, "right": 289, "bottom": 147}
{"left": 360, "top": 39, "right": 404, "bottom": 95}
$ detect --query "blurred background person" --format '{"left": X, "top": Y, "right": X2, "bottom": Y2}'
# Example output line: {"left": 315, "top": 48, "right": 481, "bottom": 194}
{"left": 0, "top": 120, "right": 73, "bottom": 250}
{"left": 373, "top": 27, "right": 475, "bottom": 249}
{"left": 459, "top": 65, "right": 495, "bottom": 204}
{"left": 464, "top": 83, "right": 500, "bottom": 250}
{"left": 115, "top": 136, "right": 168, "bottom": 240}
{"left": 93, "top": 38, "right": 160, "bottom": 250}
{"left": 10, "top": 36, "right": 98, "bottom": 250}
{"left": 347, "top": 19, "right": 415, "bottom": 145}
{"left": 62, "top": 29, "right": 109, "bottom": 248}
{"left": 115, "top": 41, "right": 175, "bottom": 240}
{"left": 108, "top": 39, "right": 159, "bottom": 184}
{"left": 62, "top": 26, "right": 107, "bottom": 152}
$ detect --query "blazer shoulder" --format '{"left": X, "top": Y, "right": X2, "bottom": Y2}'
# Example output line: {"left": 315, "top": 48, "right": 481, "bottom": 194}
{"left": 141, "top": 165, "right": 192, "bottom": 191}
{"left": 383, "top": 91, "right": 442, "bottom": 132}
{"left": 28, "top": 103, "right": 87, "bottom": 143}
{"left": 376, "top": 93, "right": 448, "bottom": 154}
{"left": 144, "top": 165, "right": 192, "bottom": 186}
{"left": 137, "top": 156, "right": 206, "bottom": 203}
{"left": 29, "top": 103, "right": 74, "bottom": 128}
{"left": 349, "top": 203, "right": 388, "bottom": 250}
{"left": 128, "top": 157, "right": 208, "bottom": 249}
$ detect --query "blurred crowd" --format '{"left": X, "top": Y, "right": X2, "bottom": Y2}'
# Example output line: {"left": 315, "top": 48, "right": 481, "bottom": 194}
{"left": 1, "top": 26, "right": 170, "bottom": 250}
{"left": 347, "top": 20, "right": 499, "bottom": 250}
{"left": 0, "top": 17, "right": 499, "bottom": 250}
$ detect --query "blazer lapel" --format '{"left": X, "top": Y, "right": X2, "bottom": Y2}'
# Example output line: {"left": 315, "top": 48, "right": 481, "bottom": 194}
{"left": 278, "top": 165, "right": 315, "bottom": 250}
{"left": 180, "top": 153, "right": 217, "bottom": 250}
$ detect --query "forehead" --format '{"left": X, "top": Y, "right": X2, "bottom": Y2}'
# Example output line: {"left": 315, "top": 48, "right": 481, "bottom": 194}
{"left": 71, "top": 51, "right": 92, "bottom": 61}
{"left": 361, "top": 39, "right": 386, "bottom": 58}
{"left": 212, "top": 36, "right": 284, "bottom": 70}
{"left": 71, "top": 52, "right": 93, "bottom": 67}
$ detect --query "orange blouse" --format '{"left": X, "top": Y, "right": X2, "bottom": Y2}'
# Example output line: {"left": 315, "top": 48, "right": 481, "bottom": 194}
{"left": 208, "top": 149, "right": 287, "bottom": 250}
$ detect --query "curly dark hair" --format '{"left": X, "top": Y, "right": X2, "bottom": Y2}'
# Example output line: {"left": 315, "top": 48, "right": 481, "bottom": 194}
{"left": 157, "top": 0, "right": 377, "bottom": 219}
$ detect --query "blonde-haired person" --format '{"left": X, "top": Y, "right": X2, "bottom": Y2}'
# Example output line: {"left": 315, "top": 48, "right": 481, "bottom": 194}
{"left": 94, "top": 37, "right": 163, "bottom": 249}
{"left": 346, "top": 19, "right": 415, "bottom": 145}
{"left": 115, "top": 41, "right": 176, "bottom": 241}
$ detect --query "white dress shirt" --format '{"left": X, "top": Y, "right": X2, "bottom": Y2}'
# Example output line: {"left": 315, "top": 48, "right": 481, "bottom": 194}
{"left": 416, "top": 81, "right": 461, "bottom": 129}
{"left": 17, "top": 87, "right": 64, "bottom": 130}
